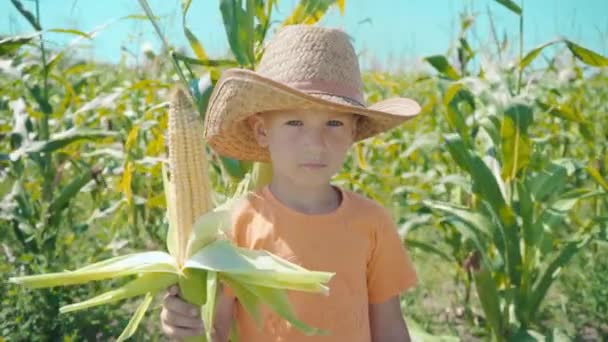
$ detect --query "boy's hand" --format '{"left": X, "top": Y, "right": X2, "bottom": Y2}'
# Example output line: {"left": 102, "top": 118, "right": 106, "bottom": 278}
{"left": 161, "top": 285, "right": 205, "bottom": 340}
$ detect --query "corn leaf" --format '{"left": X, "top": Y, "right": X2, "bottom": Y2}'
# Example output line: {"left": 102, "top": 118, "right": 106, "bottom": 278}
{"left": 204, "top": 271, "right": 218, "bottom": 342}
{"left": 501, "top": 103, "right": 533, "bottom": 181}
{"left": 239, "top": 279, "right": 329, "bottom": 336}
{"left": 424, "top": 55, "right": 460, "bottom": 80}
{"left": 565, "top": 40, "right": 608, "bottom": 67}
{"left": 179, "top": 269, "right": 208, "bottom": 306}
{"left": 117, "top": 292, "right": 155, "bottom": 342}
{"left": 220, "top": 0, "right": 254, "bottom": 67}
{"left": 443, "top": 83, "right": 475, "bottom": 145}
{"left": 9, "top": 251, "right": 177, "bottom": 288}
{"left": 220, "top": 275, "right": 263, "bottom": 327}
{"left": 186, "top": 206, "right": 234, "bottom": 258}
{"left": 519, "top": 40, "right": 559, "bottom": 71}
{"left": 494, "top": 0, "right": 522, "bottom": 15}
{"left": 185, "top": 240, "right": 334, "bottom": 289}
{"left": 60, "top": 272, "right": 176, "bottom": 313}
{"left": 473, "top": 266, "right": 503, "bottom": 337}
{"left": 527, "top": 236, "right": 592, "bottom": 320}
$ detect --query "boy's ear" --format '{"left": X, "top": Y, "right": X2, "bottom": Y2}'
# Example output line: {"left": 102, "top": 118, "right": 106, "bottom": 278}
{"left": 247, "top": 113, "right": 269, "bottom": 147}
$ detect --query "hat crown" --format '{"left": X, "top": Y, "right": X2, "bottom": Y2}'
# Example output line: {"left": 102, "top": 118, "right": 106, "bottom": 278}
{"left": 256, "top": 25, "right": 364, "bottom": 104}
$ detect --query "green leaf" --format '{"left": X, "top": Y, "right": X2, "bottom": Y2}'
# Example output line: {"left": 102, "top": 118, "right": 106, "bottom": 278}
{"left": 204, "top": 271, "right": 218, "bottom": 342}
{"left": 405, "top": 239, "right": 454, "bottom": 263}
{"left": 423, "top": 200, "right": 493, "bottom": 268}
{"left": 48, "top": 28, "right": 92, "bottom": 39}
{"left": 565, "top": 40, "right": 608, "bottom": 67}
{"left": 528, "top": 163, "right": 567, "bottom": 202}
{"left": 234, "top": 279, "right": 329, "bottom": 336}
{"left": 185, "top": 240, "right": 334, "bottom": 292}
{"left": 9, "top": 251, "right": 178, "bottom": 288}
{"left": 116, "top": 292, "right": 154, "bottom": 342}
{"left": 59, "top": 272, "right": 176, "bottom": 313}
{"left": 220, "top": 156, "right": 246, "bottom": 179}
{"left": 443, "top": 83, "right": 475, "bottom": 145}
{"left": 9, "top": 129, "right": 118, "bottom": 161}
{"left": 444, "top": 134, "right": 508, "bottom": 211}
{"left": 527, "top": 236, "right": 592, "bottom": 320}
{"left": 517, "top": 180, "right": 535, "bottom": 246}
{"left": 184, "top": 28, "right": 208, "bottom": 61}
{"left": 494, "top": 0, "right": 522, "bottom": 15}
{"left": 519, "top": 40, "right": 559, "bottom": 71}
{"left": 536, "top": 100, "right": 585, "bottom": 123}
{"left": 47, "top": 167, "right": 93, "bottom": 222}
{"left": 220, "top": 275, "right": 263, "bottom": 327}
{"left": 181, "top": 0, "right": 208, "bottom": 61}
{"left": 179, "top": 269, "right": 208, "bottom": 306}
{"left": 473, "top": 266, "right": 503, "bottom": 338}
{"left": 587, "top": 164, "right": 608, "bottom": 192}
{"left": 186, "top": 204, "right": 234, "bottom": 258}
{"left": 501, "top": 103, "right": 533, "bottom": 181}
{"left": 0, "top": 33, "right": 38, "bottom": 56}
{"left": 220, "top": 0, "right": 255, "bottom": 67}
{"left": 282, "top": 0, "right": 337, "bottom": 26}
{"left": 424, "top": 55, "right": 460, "bottom": 80}
{"left": 424, "top": 201, "right": 494, "bottom": 239}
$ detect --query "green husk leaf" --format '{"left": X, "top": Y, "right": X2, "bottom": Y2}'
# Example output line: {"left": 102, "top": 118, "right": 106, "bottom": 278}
{"left": 232, "top": 277, "right": 329, "bottom": 336}
{"left": 220, "top": 275, "right": 262, "bottom": 327}
{"left": 116, "top": 292, "right": 155, "bottom": 342}
{"left": 179, "top": 269, "right": 208, "bottom": 306}
{"left": 185, "top": 240, "right": 334, "bottom": 290}
{"left": 204, "top": 271, "right": 218, "bottom": 342}
{"left": 9, "top": 251, "right": 177, "bottom": 288}
{"left": 60, "top": 272, "right": 177, "bottom": 313}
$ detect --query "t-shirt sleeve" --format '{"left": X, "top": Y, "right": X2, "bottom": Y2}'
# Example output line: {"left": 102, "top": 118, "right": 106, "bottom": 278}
{"left": 367, "top": 207, "right": 417, "bottom": 304}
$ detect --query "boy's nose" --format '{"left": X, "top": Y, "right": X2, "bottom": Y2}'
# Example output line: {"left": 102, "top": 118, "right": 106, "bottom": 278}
{"left": 302, "top": 129, "right": 326, "bottom": 150}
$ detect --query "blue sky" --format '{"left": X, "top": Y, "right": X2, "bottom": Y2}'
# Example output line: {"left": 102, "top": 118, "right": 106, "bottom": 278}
{"left": 2, "top": 0, "right": 607, "bottom": 71}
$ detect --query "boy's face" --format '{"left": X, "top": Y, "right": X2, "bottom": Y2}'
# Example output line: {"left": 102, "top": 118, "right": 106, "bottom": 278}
{"left": 248, "top": 109, "right": 358, "bottom": 187}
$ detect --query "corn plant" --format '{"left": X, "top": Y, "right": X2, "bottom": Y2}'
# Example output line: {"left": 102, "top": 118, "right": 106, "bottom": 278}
{"left": 412, "top": 1, "right": 608, "bottom": 340}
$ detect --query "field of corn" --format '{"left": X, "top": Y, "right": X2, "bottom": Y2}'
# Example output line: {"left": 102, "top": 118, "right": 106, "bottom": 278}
{"left": 1, "top": 0, "right": 607, "bottom": 341}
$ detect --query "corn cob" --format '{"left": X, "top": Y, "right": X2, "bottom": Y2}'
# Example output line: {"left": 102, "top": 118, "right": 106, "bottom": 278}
{"left": 167, "top": 86, "right": 213, "bottom": 266}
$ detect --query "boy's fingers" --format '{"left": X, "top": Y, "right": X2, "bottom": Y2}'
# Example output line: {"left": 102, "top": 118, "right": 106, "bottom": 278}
{"left": 169, "top": 285, "right": 179, "bottom": 296}
{"left": 161, "top": 308, "right": 204, "bottom": 330}
{"left": 163, "top": 294, "right": 200, "bottom": 318}
{"left": 162, "top": 323, "right": 203, "bottom": 340}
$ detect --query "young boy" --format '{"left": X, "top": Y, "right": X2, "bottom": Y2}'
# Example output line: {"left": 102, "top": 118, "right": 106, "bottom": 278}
{"left": 161, "top": 24, "right": 421, "bottom": 341}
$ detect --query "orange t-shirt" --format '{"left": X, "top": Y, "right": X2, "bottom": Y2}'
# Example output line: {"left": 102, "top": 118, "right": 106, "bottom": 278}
{"left": 222, "top": 184, "right": 417, "bottom": 341}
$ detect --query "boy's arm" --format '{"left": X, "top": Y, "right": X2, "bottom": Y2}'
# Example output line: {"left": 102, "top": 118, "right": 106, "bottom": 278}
{"left": 369, "top": 295, "right": 411, "bottom": 342}
{"left": 210, "top": 288, "right": 236, "bottom": 342}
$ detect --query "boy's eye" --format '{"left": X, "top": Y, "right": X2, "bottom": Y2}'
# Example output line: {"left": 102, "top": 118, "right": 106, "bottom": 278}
{"left": 327, "top": 120, "right": 344, "bottom": 127}
{"left": 286, "top": 120, "right": 303, "bottom": 126}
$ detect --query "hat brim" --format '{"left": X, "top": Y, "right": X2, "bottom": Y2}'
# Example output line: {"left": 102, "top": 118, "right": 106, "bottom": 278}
{"left": 203, "top": 68, "right": 422, "bottom": 162}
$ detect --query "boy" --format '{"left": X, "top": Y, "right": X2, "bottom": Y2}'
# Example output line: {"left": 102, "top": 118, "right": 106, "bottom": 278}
{"left": 161, "top": 24, "right": 421, "bottom": 341}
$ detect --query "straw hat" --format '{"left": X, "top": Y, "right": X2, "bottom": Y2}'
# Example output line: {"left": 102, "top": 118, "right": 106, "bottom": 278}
{"left": 202, "top": 24, "right": 421, "bottom": 162}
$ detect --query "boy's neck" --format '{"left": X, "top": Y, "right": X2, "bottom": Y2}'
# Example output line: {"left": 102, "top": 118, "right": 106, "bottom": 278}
{"left": 267, "top": 179, "right": 341, "bottom": 215}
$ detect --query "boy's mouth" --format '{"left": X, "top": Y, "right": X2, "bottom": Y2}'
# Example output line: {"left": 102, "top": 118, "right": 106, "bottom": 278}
{"left": 299, "top": 162, "right": 327, "bottom": 169}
